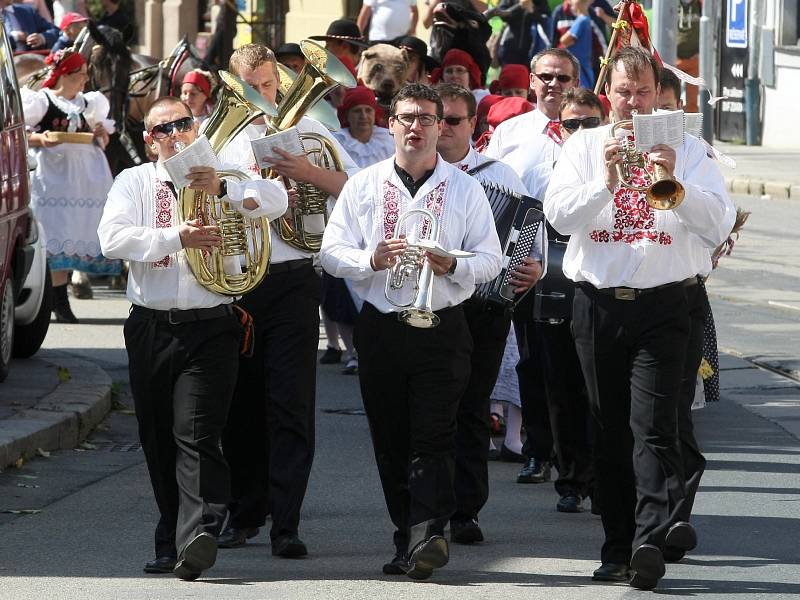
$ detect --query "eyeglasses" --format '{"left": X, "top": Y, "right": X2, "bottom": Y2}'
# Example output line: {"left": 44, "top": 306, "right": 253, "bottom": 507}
{"left": 392, "top": 113, "right": 440, "bottom": 127}
{"left": 534, "top": 72, "right": 574, "bottom": 84}
{"left": 561, "top": 116, "right": 602, "bottom": 132}
{"left": 442, "top": 115, "right": 471, "bottom": 126}
{"left": 149, "top": 116, "right": 194, "bottom": 139}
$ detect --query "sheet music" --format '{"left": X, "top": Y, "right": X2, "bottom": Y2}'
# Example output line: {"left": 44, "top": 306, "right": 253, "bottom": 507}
{"left": 162, "top": 135, "right": 221, "bottom": 188}
{"left": 632, "top": 110, "right": 685, "bottom": 152}
{"left": 684, "top": 113, "right": 703, "bottom": 139}
{"left": 251, "top": 126, "right": 305, "bottom": 169}
{"left": 416, "top": 239, "right": 475, "bottom": 259}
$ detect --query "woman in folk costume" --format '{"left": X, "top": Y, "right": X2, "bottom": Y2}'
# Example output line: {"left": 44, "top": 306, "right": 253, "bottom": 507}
{"left": 432, "top": 49, "right": 489, "bottom": 105}
{"left": 180, "top": 69, "right": 215, "bottom": 125}
{"left": 22, "top": 48, "right": 118, "bottom": 323}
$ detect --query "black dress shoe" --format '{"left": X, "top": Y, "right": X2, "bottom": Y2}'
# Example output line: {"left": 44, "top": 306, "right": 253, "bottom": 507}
{"left": 517, "top": 458, "right": 551, "bottom": 483}
{"left": 319, "top": 347, "right": 342, "bottom": 364}
{"left": 629, "top": 543, "right": 665, "bottom": 590}
{"left": 451, "top": 518, "right": 484, "bottom": 544}
{"left": 406, "top": 535, "right": 449, "bottom": 580}
{"left": 556, "top": 494, "right": 583, "bottom": 513}
{"left": 662, "top": 545, "right": 686, "bottom": 563}
{"left": 382, "top": 551, "right": 410, "bottom": 575}
{"left": 592, "top": 562, "right": 631, "bottom": 582}
{"left": 143, "top": 555, "right": 177, "bottom": 574}
{"left": 499, "top": 444, "right": 526, "bottom": 463}
{"left": 174, "top": 533, "right": 217, "bottom": 581}
{"left": 271, "top": 534, "right": 308, "bottom": 558}
{"left": 53, "top": 303, "right": 79, "bottom": 324}
{"left": 218, "top": 525, "right": 259, "bottom": 548}
{"left": 665, "top": 521, "right": 697, "bottom": 552}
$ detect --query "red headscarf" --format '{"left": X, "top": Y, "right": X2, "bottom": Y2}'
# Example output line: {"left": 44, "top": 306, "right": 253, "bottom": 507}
{"left": 440, "top": 49, "right": 482, "bottom": 89}
{"left": 42, "top": 50, "right": 85, "bottom": 89}
{"left": 474, "top": 96, "right": 533, "bottom": 152}
{"left": 498, "top": 64, "right": 529, "bottom": 91}
{"left": 337, "top": 85, "right": 378, "bottom": 127}
{"left": 473, "top": 94, "right": 503, "bottom": 140}
{"left": 182, "top": 70, "right": 212, "bottom": 98}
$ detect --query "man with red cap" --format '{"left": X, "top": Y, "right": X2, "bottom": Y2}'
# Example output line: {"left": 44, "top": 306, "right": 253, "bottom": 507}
{"left": 51, "top": 11, "right": 87, "bottom": 53}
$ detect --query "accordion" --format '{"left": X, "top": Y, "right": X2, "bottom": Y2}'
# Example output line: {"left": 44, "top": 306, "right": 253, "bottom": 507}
{"left": 474, "top": 184, "right": 545, "bottom": 309}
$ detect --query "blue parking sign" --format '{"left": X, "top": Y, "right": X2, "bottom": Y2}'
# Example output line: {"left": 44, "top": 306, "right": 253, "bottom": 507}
{"left": 726, "top": 0, "right": 748, "bottom": 48}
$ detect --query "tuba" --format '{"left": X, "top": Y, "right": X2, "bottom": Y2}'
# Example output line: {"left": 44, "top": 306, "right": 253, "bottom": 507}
{"left": 384, "top": 209, "right": 440, "bottom": 329}
{"left": 266, "top": 40, "right": 355, "bottom": 252}
{"left": 611, "top": 113, "right": 685, "bottom": 210}
{"left": 178, "top": 70, "right": 277, "bottom": 295}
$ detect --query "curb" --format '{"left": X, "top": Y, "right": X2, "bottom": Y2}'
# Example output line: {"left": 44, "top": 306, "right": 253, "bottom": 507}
{"left": 0, "top": 356, "right": 112, "bottom": 470}
{"left": 724, "top": 176, "right": 800, "bottom": 199}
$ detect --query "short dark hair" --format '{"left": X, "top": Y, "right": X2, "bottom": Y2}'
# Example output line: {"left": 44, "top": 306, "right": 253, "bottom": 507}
{"left": 559, "top": 88, "right": 606, "bottom": 119}
{"left": 435, "top": 83, "right": 476, "bottom": 117}
{"left": 605, "top": 46, "right": 660, "bottom": 88}
{"left": 530, "top": 48, "right": 580, "bottom": 82}
{"left": 658, "top": 67, "right": 681, "bottom": 101}
{"left": 390, "top": 83, "right": 443, "bottom": 119}
{"left": 144, "top": 97, "right": 193, "bottom": 130}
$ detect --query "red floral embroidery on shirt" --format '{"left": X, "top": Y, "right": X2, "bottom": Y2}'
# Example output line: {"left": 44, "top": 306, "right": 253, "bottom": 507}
{"left": 382, "top": 180, "right": 448, "bottom": 240}
{"left": 152, "top": 179, "right": 175, "bottom": 269}
{"left": 589, "top": 149, "right": 672, "bottom": 246}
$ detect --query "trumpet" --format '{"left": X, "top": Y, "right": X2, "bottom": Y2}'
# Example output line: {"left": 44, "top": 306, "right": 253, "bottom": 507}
{"left": 611, "top": 114, "right": 685, "bottom": 210}
{"left": 384, "top": 208, "right": 440, "bottom": 329}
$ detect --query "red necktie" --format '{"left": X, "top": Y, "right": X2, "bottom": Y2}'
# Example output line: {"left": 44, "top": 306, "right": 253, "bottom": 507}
{"left": 546, "top": 120, "right": 563, "bottom": 145}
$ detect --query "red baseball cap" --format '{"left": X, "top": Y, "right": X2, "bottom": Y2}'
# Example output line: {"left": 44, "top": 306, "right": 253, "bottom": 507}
{"left": 60, "top": 12, "right": 89, "bottom": 31}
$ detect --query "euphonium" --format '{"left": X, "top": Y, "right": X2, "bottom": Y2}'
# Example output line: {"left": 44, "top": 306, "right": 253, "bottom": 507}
{"left": 178, "top": 70, "right": 277, "bottom": 295}
{"left": 384, "top": 209, "right": 441, "bottom": 329}
{"left": 266, "top": 40, "right": 355, "bottom": 252}
{"left": 611, "top": 113, "right": 685, "bottom": 210}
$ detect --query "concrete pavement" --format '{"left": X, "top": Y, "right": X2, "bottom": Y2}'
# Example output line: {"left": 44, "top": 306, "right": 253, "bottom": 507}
{"left": 715, "top": 141, "right": 800, "bottom": 200}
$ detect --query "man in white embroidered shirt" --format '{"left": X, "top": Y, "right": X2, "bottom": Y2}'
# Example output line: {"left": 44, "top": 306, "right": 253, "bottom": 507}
{"left": 97, "top": 97, "right": 287, "bottom": 581}
{"left": 321, "top": 83, "right": 501, "bottom": 580}
{"left": 544, "top": 47, "right": 735, "bottom": 590}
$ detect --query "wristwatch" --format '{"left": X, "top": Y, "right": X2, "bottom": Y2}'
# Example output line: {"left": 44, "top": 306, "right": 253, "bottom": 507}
{"left": 447, "top": 257, "right": 458, "bottom": 275}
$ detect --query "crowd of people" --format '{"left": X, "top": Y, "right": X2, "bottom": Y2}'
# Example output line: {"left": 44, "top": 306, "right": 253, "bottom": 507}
{"left": 10, "top": 3, "right": 732, "bottom": 592}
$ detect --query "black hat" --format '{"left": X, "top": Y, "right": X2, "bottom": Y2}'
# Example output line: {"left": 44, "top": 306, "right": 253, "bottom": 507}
{"left": 275, "top": 43, "right": 303, "bottom": 59}
{"left": 308, "top": 19, "right": 370, "bottom": 48}
{"left": 394, "top": 36, "right": 439, "bottom": 71}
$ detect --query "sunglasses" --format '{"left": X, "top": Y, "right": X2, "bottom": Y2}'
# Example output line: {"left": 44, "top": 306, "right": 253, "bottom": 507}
{"left": 392, "top": 113, "right": 440, "bottom": 127}
{"left": 561, "top": 116, "right": 602, "bottom": 132}
{"left": 149, "top": 116, "right": 194, "bottom": 140}
{"left": 442, "top": 115, "right": 471, "bottom": 126}
{"left": 534, "top": 72, "right": 574, "bottom": 84}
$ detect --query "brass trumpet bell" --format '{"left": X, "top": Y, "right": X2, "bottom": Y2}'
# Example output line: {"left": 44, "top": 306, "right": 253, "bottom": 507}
{"left": 276, "top": 63, "right": 341, "bottom": 132}
{"left": 611, "top": 119, "right": 685, "bottom": 210}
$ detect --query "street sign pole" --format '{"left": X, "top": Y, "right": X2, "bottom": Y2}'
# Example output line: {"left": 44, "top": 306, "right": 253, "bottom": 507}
{"left": 699, "top": 0, "right": 715, "bottom": 143}
{"left": 745, "top": 0, "right": 763, "bottom": 145}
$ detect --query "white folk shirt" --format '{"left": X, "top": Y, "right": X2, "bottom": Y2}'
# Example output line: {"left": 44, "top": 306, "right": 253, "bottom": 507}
{"left": 544, "top": 125, "right": 736, "bottom": 289}
{"left": 98, "top": 161, "right": 287, "bottom": 310}
{"left": 333, "top": 126, "right": 395, "bottom": 169}
{"left": 484, "top": 109, "right": 560, "bottom": 177}
{"left": 218, "top": 116, "right": 360, "bottom": 264}
{"left": 320, "top": 156, "right": 503, "bottom": 314}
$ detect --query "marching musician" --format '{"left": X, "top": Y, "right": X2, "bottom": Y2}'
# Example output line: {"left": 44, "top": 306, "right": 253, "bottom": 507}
{"left": 216, "top": 43, "right": 359, "bottom": 558}
{"left": 97, "top": 97, "right": 287, "bottom": 580}
{"left": 435, "top": 82, "right": 542, "bottom": 544}
{"left": 320, "top": 84, "right": 501, "bottom": 580}
{"left": 544, "top": 47, "right": 735, "bottom": 590}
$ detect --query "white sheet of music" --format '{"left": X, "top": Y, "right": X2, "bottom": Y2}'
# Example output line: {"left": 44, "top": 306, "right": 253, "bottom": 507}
{"left": 632, "top": 110, "right": 685, "bottom": 151}
{"left": 250, "top": 126, "right": 305, "bottom": 169}
{"left": 684, "top": 113, "right": 703, "bottom": 139}
{"left": 163, "top": 135, "right": 221, "bottom": 188}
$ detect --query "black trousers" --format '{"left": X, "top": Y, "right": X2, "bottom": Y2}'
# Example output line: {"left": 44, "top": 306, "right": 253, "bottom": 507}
{"left": 537, "top": 320, "right": 593, "bottom": 498}
{"left": 124, "top": 306, "right": 240, "bottom": 559}
{"left": 221, "top": 264, "right": 320, "bottom": 541}
{"left": 572, "top": 283, "right": 690, "bottom": 565}
{"left": 453, "top": 300, "right": 512, "bottom": 522}
{"left": 355, "top": 302, "right": 472, "bottom": 553}
{"left": 671, "top": 282, "right": 709, "bottom": 523}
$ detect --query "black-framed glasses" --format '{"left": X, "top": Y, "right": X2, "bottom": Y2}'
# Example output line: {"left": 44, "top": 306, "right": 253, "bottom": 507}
{"left": 534, "top": 72, "right": 573, "bottom": 84}
{"left": 392, "top": 113, "right": 440, "bottom": 127}
{"left": 442, "top": 115, "right": 471, "bottom": 126}
{"left": 561, "top": 116, "right": 602, "bottom": 132}
{"left": 149, "top": 116, "right": 194, "bottom": 139}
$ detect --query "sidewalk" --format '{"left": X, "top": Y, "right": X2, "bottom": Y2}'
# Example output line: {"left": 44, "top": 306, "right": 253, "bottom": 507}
{"left": 0, "top": 351, "right": 112, "bottom": 470}
{"left": 715, "top": 140, "right": 800, "bottom": 200}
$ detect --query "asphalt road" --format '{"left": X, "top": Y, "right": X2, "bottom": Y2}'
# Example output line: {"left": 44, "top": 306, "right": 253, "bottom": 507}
{"left": 0, "top": 193, "right": 798, "bottom": 599}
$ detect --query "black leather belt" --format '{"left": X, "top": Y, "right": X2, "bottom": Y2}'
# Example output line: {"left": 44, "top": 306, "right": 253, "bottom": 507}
{"left": 269, "top": 258, "right": 313, "bottom": 275}
{"left": 132, "top": 304, "right": 234, "bottom": 324}
{"left": 581, "top": 276, "right": 700, "bottom": 301}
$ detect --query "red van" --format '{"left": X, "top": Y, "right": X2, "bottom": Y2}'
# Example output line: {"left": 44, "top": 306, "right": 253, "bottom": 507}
{"left": 0, "top": 18, "right": 51, "bottom": 381}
